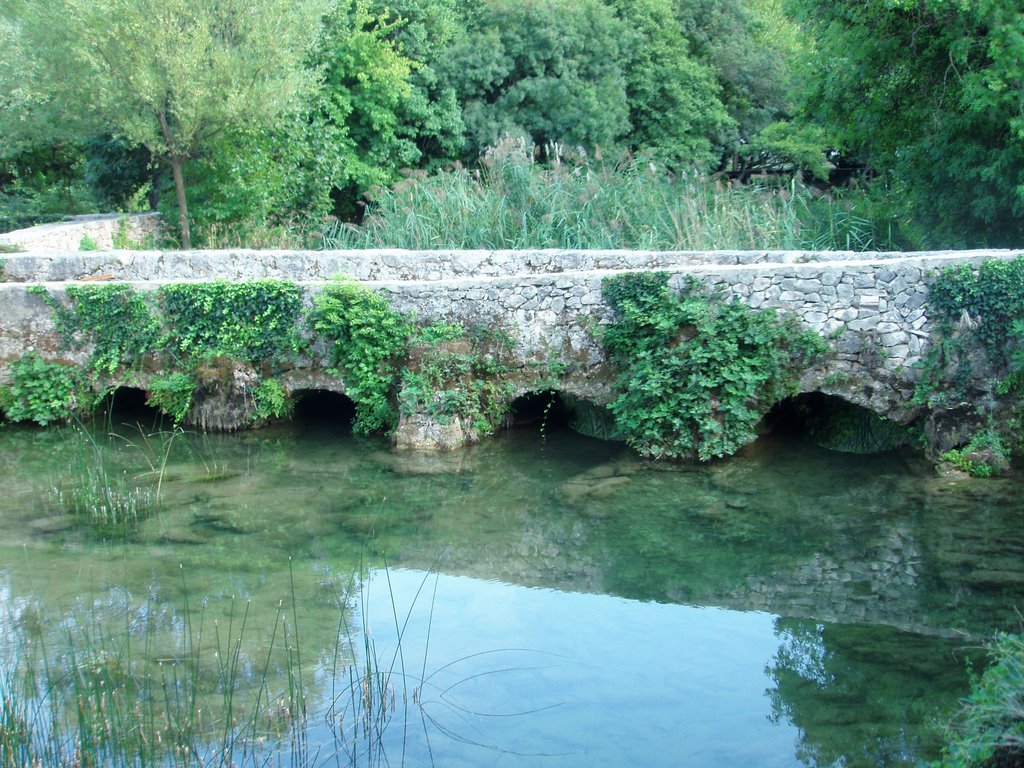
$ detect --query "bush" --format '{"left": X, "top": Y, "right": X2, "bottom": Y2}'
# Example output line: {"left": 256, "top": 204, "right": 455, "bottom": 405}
{"left": 602, "top": 272, "right": 826, "bottom": 460}
{"left": 937, "top": 633, "right": 1024, "bottom": 768}
{"left": 1, "top": 353, "right": 94, "bottom": 425}
{"left": 309, "top": 278, "right": 411, "bottom": 434}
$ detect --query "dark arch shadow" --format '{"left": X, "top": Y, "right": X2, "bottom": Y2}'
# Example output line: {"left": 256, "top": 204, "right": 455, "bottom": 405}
{"left": 760, "top": 392, "right": 909, "bottom": 454}
{"left": 505, "top": 391, "right": 621, "bottom": 441}
{"left": 100, "top": 386, "right": 166, "bottom": 430}
{"left": 291, "top": 389, "right": 357, "bottom": 433}
{"left": 506, "top": 390, "right": 573, "bottom": 433}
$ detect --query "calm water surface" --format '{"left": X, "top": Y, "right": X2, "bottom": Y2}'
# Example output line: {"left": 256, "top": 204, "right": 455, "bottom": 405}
{"left": 1, "top": 415, "right": 1023, "bottom": 767}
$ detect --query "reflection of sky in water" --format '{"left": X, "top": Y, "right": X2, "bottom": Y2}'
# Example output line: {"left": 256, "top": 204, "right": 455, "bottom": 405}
{"left": 336, "top": 568, "right": 799, "bottom": 768}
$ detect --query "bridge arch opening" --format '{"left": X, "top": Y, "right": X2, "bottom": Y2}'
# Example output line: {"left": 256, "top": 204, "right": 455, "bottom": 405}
{"left": 291, "top": 389, "right": 357, "bottom": 430}
{"left": 101, "top": 386, "right": 165, "bottom": 428}
{"left": 505, "top": 391, "right": 620, "bottom": 441}
{"left": 760, "top": 392, "right": 910, "bottom": 454}
{"left": 506, "top": 390, "right": 574, "bottom": 433}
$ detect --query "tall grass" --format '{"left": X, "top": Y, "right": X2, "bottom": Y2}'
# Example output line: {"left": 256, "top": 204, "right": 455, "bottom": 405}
{"left": 325, "top": 148, "right": 902, "bottom": 252}
{"left": 0, "top": 564, "right": 537, "bottom": 767}
{"left": 0, "top": 567, "right": 332, "bottom": 767}
{"left": 47, "top": 424, "right": 169, "bottom": 538}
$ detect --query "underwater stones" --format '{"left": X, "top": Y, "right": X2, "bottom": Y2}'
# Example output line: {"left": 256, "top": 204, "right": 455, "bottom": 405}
{"left": 28, "top": 515, "right": 77, "bottom": 534}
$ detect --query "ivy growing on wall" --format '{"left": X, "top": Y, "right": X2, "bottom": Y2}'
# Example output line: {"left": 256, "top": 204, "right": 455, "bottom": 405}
{"left": 39, "top": 283, "right": 160, "bottom": 376}
{"left": 917, "top": 256, "right": 1024, "bottom": 403}
{"left": 912, "top": 255, "right": 1024, "bottom": 468}
{"left": 399, "top": 322, "right": 515, "bottom": 436}
{"left": 159, "top": 280, "right": 304, "bottom": 363}
{"left": 309, "top": 277, "right": 412, "bottom": 434}
{"left": 10, "top": 275, "right": 519, "bottom": 435}
{"left": 601, "top": 272, "right": 826, "bottom": 461}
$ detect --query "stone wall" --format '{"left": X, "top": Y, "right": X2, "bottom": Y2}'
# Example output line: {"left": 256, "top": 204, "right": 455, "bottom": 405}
{"left": 0, "top": 213, "right": 162, "bottom": 252}
{"left": 1, "top": 248, "right": 1021, "bottom": 442}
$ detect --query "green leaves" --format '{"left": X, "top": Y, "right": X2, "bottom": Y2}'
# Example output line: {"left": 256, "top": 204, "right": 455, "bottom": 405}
{"left": 1, "top": 353, "right": 92, "bottom": 425}
{"left": 159, "top": 280, "right": 304, "bottom": 363}
{"left": 788, "top": 0, "right": 1024, "bottom": 246}
{"left": 60, "top": 284, "right": 160, "bottom": 376}
{"left": 309, "top": 278, "right": 411, "bottom": 434}
{"left": 602, "top": 272, "right": 826, "bottom": 461}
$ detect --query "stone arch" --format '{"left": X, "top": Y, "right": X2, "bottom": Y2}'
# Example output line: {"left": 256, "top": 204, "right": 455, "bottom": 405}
{"left": 290, "top": 388, "right": 357, "bottom": 428}
{"left": 101, "top": 385, "right": 164, "bottom": 427}
{"left": 760, "top": 391, "right": 911, "bottom": 454}
{"left": 505, "top": 389, "right": 620, "bottom": 441}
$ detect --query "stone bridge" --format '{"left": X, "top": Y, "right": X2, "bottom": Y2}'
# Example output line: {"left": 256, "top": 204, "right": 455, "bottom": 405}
{"left": 1, "top": 247, "right": 1020, "bottom": 450}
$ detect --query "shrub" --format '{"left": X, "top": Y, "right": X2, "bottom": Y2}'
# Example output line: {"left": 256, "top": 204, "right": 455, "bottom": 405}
{"left": 309, "top": 278, "right": 411, "bottom": 434}
{"left": 1, "top": 353, "right": 93, "bottom": 425}
{"left": 940, "top": 429, "right": 1010, "bottom": 478}
{"left": 937, "top": 633, "right": 1024, "bottom": 768}
{"left": 253, "top": 378, "right": 294, "bottom": 421}
{"left": 146, "top": 371, "right": 195, "bottom": 425}
{"left": 602, "top": 272, "right": 826, "bottom": 460}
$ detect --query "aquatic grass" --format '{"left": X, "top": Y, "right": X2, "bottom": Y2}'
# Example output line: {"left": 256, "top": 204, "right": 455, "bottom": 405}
{"left": 0, "top": 559, "right": 557, "bottom": 768}
{"left": 0, "top": 569, "right": 318, "bottom": 768}
{"left": 324, "top": 153, "right": 902, "bottom": 252}
{"left": 48, "top": 424, "right": 162, "bottom": 538}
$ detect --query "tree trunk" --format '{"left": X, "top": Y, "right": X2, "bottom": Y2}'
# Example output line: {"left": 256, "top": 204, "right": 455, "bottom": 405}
{"left": 169, "top": 156, "right": 191, "bottom": 250}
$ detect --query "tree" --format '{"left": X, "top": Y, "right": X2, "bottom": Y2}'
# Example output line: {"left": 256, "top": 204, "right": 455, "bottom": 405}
{"left": 607, "top": 0, "right": 735, "bottom": 171}
{"left": 4, "top": 0, "right": 328, "bottom": 248}
{"left": 785, "top": 0, "right": 1024, "bottom": 246}
{"left": 437, "top": 0, "right": 632, "bottom": 159}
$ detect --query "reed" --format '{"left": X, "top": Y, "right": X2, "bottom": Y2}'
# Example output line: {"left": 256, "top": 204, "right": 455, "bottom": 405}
{"left": 48, "top": 424, "right": 163, "bottom": 538}
{"left": 324, "top": 151, "right": 901, "bottom": 252}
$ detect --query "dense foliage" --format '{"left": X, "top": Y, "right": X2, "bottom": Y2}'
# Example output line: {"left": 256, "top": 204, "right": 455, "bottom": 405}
{"left": 308, "top": 278, "right": 412, "bottom": 433}
{"left": 937, "top": 633, "right": 1024, "bottom": 768}
{"left": 601, "top": 272, "right": 826, "bottom": 461}
{"left": 917, "top": 256, "right": 1024, "bottom": 406}
{"left": 787, "top": 0, "right": 1024, "bottom": 247}
{"left": 6, "top": 0, "right": 1014, "bottom": 248}
{"left": 0, "top": 353, "right": 91, "bottom": 425}
{"left": 159, "top": 281, "right": 305, "bottom": 363}
{"left": 46, "top": 284, "right": 160, "bottom": 377}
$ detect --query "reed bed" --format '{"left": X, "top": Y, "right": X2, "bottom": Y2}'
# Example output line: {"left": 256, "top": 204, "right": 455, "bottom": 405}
{"left": 325, "top": 154, "right": 900, "bottom": 252}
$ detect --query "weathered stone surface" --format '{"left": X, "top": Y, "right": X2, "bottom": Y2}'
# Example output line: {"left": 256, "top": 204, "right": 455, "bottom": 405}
{"left": 3, "top": 247, "right": 1023, "bottom": 453}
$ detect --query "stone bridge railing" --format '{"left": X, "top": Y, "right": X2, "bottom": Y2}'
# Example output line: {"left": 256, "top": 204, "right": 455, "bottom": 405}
{"left": 2, "top": 248, "right": 1021, "bottom": 444}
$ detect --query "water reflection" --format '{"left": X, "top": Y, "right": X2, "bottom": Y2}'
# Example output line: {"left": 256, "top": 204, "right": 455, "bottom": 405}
{"left": 0, "top": 422, "right": 1022, "bottom": 765}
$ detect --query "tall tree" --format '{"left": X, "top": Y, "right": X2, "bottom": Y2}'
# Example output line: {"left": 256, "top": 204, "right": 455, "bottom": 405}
{"left": 608, "top": 0, "right": 735, "bottom": 171}
{"left": 786, "top": 0, "right": 1024, "bottom": 246}
{"left": 3, "top": 0, "right": 327, "bottom": 248}
{"left": 437, "top": 0, "right": 632, "bottom": 159}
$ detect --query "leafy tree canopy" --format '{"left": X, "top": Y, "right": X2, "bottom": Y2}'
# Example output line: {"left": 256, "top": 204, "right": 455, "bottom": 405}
{"left": 786, "top": 0, "right": 1024, "bottom": 246}
{"left": 437, "top": 0, "right": 632, "bottom": 159}
{"left": 2, "top": 0, "right": 328, "bottom": 248}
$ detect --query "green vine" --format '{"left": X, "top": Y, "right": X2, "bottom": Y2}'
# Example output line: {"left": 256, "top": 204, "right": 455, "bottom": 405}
{"left": 602, "top": 272, "right": 827, "bottom": 461}
{"left": 309, "top": 278, "right": 411, "bottom": 434}
{"left": 253, "top": 378, "right": 294, "bottom": 422}
{"left": 159, "top": 280, "right": 304, "bottom": 363}
{"left": 39, "top": 283, "right": 160, "bottom": 376}
{"left": 1, "top": 353, "right": 95, "bottom": 425}
{"left": 145, "top": 371, "right": 196, "bottom": 425}
{"left": 916, "top": 256, "right": 1024, "bottom": 405}
{"left": 399, "top": 322, "right": 514, "bottom": 435}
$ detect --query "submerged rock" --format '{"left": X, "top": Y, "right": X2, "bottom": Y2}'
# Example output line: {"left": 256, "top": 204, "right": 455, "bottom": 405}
{"left": 28, "top": 515, "right": 77, "bottom": 534}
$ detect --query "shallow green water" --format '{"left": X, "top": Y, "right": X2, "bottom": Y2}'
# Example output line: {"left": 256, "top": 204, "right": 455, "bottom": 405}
{"left": 2, "top": 416, "right": 1023, "bottom": 767}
